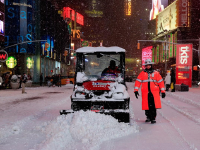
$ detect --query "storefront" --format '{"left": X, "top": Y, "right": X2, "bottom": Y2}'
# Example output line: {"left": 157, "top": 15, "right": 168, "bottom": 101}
{"left": 151, "top": 0, "right": 200, "bottom": 85}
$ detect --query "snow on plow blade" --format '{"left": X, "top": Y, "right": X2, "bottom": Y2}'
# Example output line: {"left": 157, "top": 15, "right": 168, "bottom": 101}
{"left": 60, "top": 109, "right": 130, "bottom": 123}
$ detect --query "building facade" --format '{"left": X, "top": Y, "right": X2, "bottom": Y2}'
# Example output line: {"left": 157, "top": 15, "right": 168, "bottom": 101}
{"left": 2, "top": 0, "right": 71, "bottom": 83}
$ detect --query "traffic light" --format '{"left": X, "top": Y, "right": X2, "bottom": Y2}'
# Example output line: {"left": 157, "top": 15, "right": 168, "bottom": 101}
{"left": 45, "top": 42, "right": 50, "bottom": 51}
{"left": 51, "top": 70, "right": 53, "bottom": 73}
{"left": 137, "top": 42, "right": 140, "bottom": 49}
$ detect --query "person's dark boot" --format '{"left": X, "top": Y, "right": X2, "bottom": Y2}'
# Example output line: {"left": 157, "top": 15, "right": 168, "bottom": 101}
{"left": 151, "top": 120, "right": 156, "bottom": 124}
{"left": 145, "top": 118, "right": 151, "bottom": 122}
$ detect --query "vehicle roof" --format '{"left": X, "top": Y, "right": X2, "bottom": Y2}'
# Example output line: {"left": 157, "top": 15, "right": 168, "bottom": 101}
{"left": 76, "top": 46, "right": 126, "bottom": 53}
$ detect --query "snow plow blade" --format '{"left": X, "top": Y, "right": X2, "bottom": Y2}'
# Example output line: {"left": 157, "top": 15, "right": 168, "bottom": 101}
{"left": 60, "top": 109, "right": 130, "bottom": 123}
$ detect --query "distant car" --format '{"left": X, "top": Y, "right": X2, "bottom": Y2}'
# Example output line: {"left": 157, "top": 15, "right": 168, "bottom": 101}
{"left": 61, "top": 75, "right": 74, "bottom": 84}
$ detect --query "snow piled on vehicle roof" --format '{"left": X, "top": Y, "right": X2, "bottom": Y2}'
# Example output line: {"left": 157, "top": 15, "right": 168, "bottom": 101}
{"left": 76, "top": 46, "right": 126, "bottom": 53}
{"left": 38, "top": 110, "right": 138, "bottom": 150}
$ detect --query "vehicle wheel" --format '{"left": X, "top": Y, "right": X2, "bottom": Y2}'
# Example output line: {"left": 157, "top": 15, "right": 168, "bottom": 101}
{"left": 70, "top": 81, "right": 73, "bottom": 84}
{"left": 71, "top": 102, "right": 80, "bottom": 111}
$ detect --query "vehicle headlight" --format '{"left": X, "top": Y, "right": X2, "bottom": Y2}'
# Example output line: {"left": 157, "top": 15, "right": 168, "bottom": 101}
{"left": 113, "top": 92, "right": 124, "bottom": 99}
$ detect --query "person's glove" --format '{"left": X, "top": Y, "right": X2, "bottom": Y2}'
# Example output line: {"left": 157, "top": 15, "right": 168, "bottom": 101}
{"left": 161, "top": 93, "right": 166, "bottom": 98}
{"left": 134, "top": 91, "right": 139, "bottom": 99}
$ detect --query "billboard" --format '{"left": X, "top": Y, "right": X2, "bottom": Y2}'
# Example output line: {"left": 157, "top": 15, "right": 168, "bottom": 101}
{"left": 156, "top": 0, "right": 189, "bottom": 34}
{"left": 142, "top": 46, "right": 153, "bottom": 69}
{"left": 176, "top": 44, "right": 193, "bottom": 87}
{"left": 150, "top": 0, "right": 168, "bottom": 20}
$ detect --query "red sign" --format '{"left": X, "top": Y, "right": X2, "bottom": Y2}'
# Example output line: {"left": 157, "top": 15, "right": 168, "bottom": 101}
{"left": 178, "top": 0, "right": 189, "bottom": 27}
{"left": 176, "top": 44, "right": 192, "bottom": 66}
{"left": 142, "top": 46, "right": 153, "bottom": 69}
{"left": 63, "top": 7, "right": 84, "bottom": 25}
{"left": 176, "top": 44, "right": 193, "bottom": 87}
{"left": 0, "top": 50, "right": 8, "bottom": 62}
{"left": 83, "top": 80, "right": 114, "bottom": 91}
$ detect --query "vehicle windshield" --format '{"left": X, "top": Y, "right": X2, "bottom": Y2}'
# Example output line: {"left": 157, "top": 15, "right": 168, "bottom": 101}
{"left": 76, "top": 52, "right": 124, "bottom": 82}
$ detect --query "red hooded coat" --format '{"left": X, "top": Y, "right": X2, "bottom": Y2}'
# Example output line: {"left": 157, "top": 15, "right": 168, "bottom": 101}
{"left": 134, "top": 70, "right": 165, "bottom": 110}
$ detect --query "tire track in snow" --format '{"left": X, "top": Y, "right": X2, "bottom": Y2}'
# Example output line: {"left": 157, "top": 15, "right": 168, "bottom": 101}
{"left": 158, "top": 110, "right": 198, "bottom": 150}
{"left": 161, "top": 98, "right": 200, "bottom": 124}
{"left": 166, "top": 92, "right": 200, "bottom": 108}
{"left": 0, "top": 96, "right": 71, "bottom": 143}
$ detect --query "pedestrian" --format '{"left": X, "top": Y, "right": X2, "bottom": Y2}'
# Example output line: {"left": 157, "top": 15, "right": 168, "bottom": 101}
{"left": 58, "top": 74, "right": 61, "bottom": 87}
{"left": 40, "top": 73, "right": 43, "bottom": 86}
{"left": 22, "top": 73, "right": 27, "bottom": 94}
{"left": 19, "top": 75, "right": 22, "bottom": 88}
{"left": 170, "top": 69, "right": 176, "bottom": 92}
{"left": 134, "top": 59, "right": 166, "bottom": 124}
{"left": 164, "top": 71, "right": 171, "bottom": 91}
{"left": 0, "top": 75, "right": 3, "bottom": 89}
{"left": 4, "top": 73, "right": 9, "bottom": 89}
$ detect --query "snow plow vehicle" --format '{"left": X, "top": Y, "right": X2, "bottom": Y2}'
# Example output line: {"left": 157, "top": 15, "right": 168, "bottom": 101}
{"left": 60, "top": 46, "right": 130, "bottom": 123}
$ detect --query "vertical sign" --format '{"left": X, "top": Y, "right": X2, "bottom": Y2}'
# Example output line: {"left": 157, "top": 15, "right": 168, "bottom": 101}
{"left": 152, "top": 47, "right": 155, "bottom": 62}
{"left": 174, "top": 31, "right": 177, "bottom": 56}
{"left": 176, "top": 44, "right": 193, "bottom": 87}
{"left": 178, "top": 0, "right": 189, "bottom": 27}
{"left": 169, "top": 33, "right": 173, "bottom": 58}
{"left": 125, "top": 0, "right": 131, "bottom": 16}
{"left": 142, "top": 46, "right": 153, "bottom": 69}
{"left": 156, "top": 45, "right": 159, "bottom": 63}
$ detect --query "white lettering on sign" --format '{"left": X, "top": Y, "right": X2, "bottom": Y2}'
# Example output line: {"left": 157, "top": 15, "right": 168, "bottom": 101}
{"left": 181, "top": 0, "right": 188, "bottom": 26}
{"left": 180, "top": 46, "right": 189, "bottom": 64}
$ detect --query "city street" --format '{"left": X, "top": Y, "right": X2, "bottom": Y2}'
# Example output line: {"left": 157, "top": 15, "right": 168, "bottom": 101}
{"left": 0, "top": 83, "right": 200, "bottom": 150}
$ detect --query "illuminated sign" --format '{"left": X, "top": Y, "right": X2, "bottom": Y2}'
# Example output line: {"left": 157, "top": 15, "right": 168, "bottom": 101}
{"left": 85, "top": 10, "right": 103, "bottom": 17}
{"left": 0, "top": 50, "right": 8, "bottom": 62}
{"left": 156, "top": 0, "right": 189, "bottom": 34}
{"left": 0, "top": 0, "right": 4, "bottom": 3}
{"left": 150, "top": 0, "right": 165, "bottom": 20}
{"left": 169, "top": 33, "right": 173, "bottom": 58}
{"left": 71, "top": 29, "right": 80, "bottom": 38}
{"left": 5, "top": 1, "right": 34, "bottom": 53}
{"left": 6, "top": 56, "right": 17, "bottom": 68}
{"left": 12, "top": 2, "right": 32, "bottom": 8}
{"left": 62, "top": 7, "right": 84, "bottom": 25}
{"left": 27, "top": 57, "right": 33, "bottom": 68}
{"left": 82, "top": 41, "right": 89, "bottom": 47}
{"left": 142, "top": 46, "right": 153, "bottom": 69}
{"left": 0, "top": 20, "right": 3, "bottom": 35}
{"left": 176, "top": 44, "right": 193, "bottom": 87}
{"left": 176, "top": 44, "right": 193, "bottom": 66}
{"left": 125, "top": 0, "right": 131, "bottom": 16}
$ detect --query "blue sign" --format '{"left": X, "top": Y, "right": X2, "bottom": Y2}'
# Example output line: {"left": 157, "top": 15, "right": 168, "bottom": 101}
{"left": 5, "top": 0, "right": 36, "bottom": 54}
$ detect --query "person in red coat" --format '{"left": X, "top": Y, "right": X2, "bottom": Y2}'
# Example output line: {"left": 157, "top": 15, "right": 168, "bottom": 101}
{"left": 134, "top": 59, "right": 166, "bottom": 124}
{"left": 102, "top": 60, "right": 120, "bottom": 75}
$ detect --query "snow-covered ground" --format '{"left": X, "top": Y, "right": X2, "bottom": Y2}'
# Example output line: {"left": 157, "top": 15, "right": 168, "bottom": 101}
{"left": 0, "top": 83, "right": 200, "bottom": 150}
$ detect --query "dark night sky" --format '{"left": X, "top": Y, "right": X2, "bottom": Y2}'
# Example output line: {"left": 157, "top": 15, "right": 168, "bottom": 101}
{"left": 52, "top": 0, "right": 165, "bottom": 58}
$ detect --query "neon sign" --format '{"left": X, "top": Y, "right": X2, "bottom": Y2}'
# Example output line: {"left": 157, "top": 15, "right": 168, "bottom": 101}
{"left": 6, "top": 56, "right": 17, "bottom": 68}
{"left": 125, "top": 0, "right": 131, "bottom": 16}
{"left": 63, "top": 7, "right": 84, "bottom": 25}
{"left": 27, "top": 57, "right": 33, "bottom": 68}
{"left": 0, "top": 50, "right": 8, "bottom": 62}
